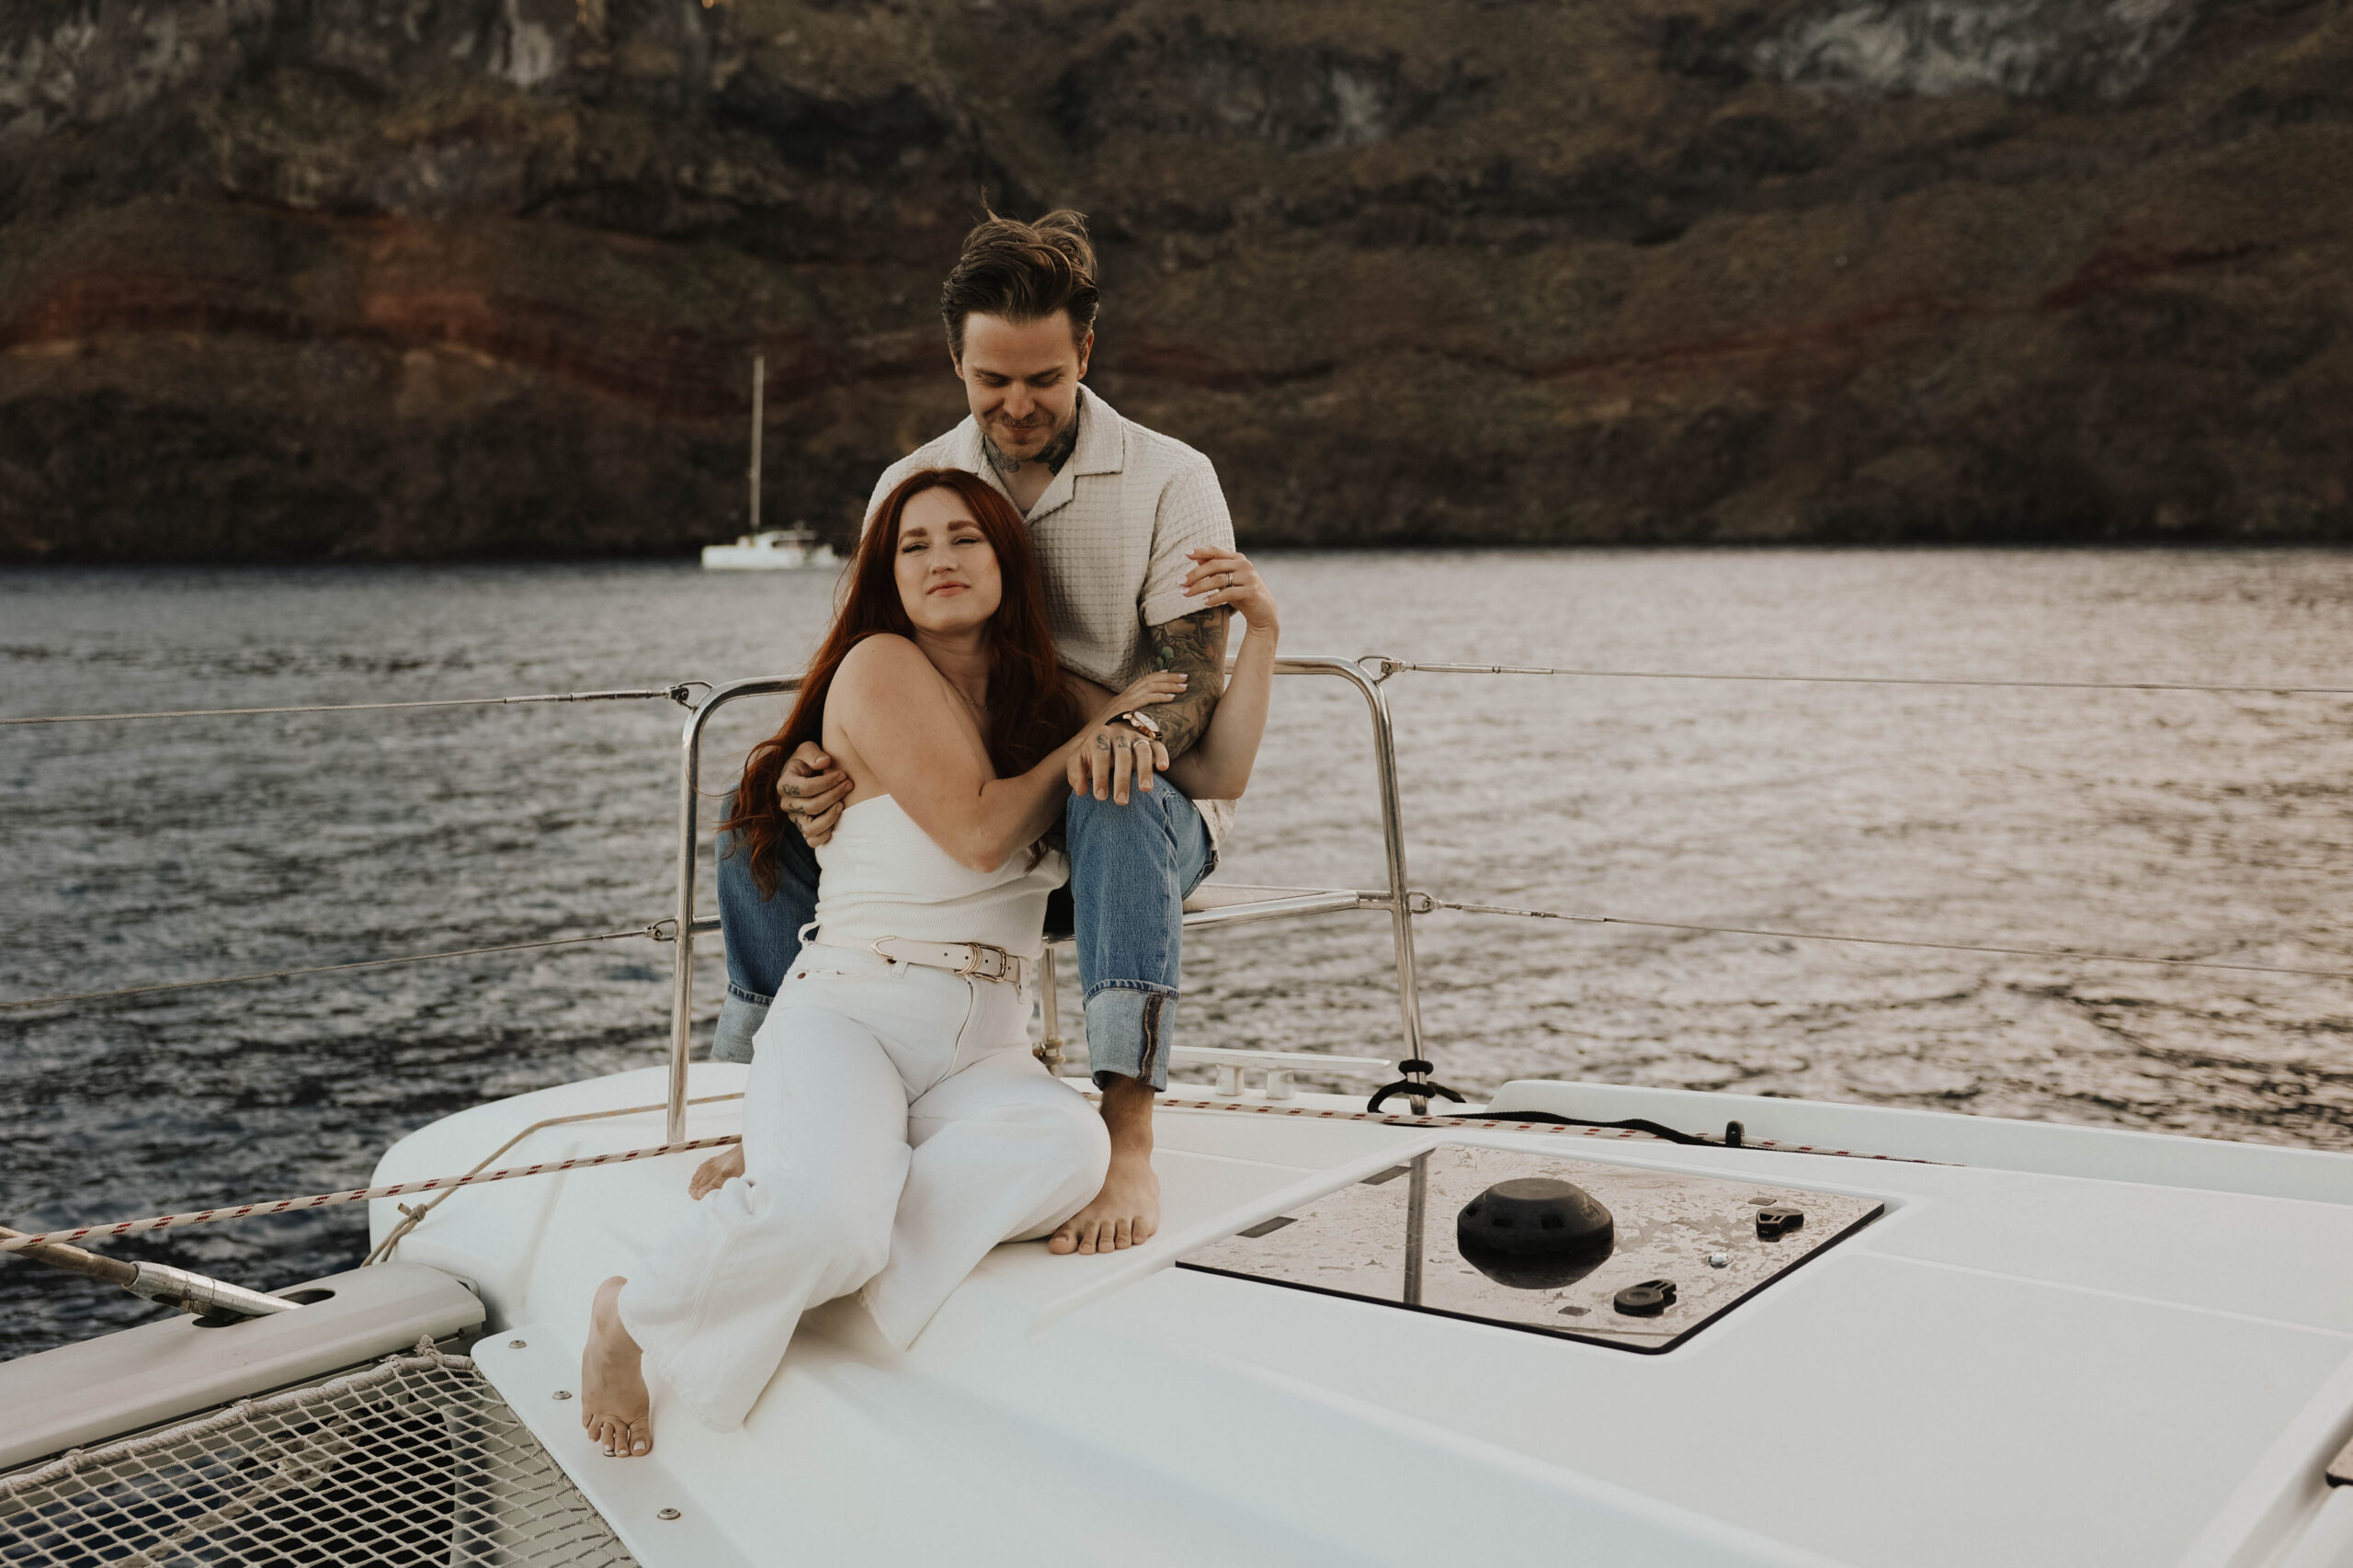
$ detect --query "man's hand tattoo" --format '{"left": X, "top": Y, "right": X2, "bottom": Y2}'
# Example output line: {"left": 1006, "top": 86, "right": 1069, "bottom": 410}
{"left": 1094, "top": 734, "right": 1112, "bottom": 751}
{"left": 1142, "top": 607, "right": 1231, "bottom": 760}
{"left": 782, "top": 780, "right": 802, "bottom": 797}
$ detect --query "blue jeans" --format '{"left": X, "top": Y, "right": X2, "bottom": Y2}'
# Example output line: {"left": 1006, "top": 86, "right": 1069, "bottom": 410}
{"left": 713, "top": 782, "right": 1215, "bottom": 1091}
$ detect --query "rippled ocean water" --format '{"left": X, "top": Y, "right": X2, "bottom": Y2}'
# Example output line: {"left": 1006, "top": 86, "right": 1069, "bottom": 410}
{"left": 5, "top": 551, "right": 2350, "bottom": 1359}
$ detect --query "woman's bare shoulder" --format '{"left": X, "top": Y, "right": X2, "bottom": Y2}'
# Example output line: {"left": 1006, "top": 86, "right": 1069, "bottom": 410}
{"left": 833, "top": 633, "right": 928, "bottom": 690}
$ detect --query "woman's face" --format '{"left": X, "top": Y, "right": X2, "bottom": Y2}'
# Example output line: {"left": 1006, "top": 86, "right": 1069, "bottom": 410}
{"left": 892, "top": 485, "right": 1004, "bottom": 636}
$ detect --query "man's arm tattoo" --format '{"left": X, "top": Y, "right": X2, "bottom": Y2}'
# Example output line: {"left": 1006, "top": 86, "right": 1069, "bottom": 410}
{"left": 1143, "top": 607, "right": 1231, "bottom": 761}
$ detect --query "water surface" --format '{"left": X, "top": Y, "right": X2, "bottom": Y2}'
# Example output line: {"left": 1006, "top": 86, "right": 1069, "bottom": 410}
{"left": 4, "top": 551, "right": 2349, "bottom": 1358}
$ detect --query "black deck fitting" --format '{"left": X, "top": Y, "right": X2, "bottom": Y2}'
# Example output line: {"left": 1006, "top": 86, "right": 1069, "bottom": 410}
{"left": 1368, "top": 1061, "right": 1467, "bottom": 1113}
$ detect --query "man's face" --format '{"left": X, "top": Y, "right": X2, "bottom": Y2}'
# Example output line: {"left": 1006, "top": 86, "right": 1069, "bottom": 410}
{"left": 954, "top": 312, "right": 1092, "bottom": 461}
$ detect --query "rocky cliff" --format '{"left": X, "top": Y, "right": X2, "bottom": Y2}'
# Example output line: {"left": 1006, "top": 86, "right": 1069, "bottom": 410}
{"left": 1, "top": 0, "right": 2347, "bottom": 557}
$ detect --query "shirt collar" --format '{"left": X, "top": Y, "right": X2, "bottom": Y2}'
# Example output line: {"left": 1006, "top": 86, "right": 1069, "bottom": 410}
{"left": 1068, "top": 383, "right": 1126, "bottom": 477}
{"left": 948, "top": 419, "right": 1007, "bottom": 504}
{"left": 1026, "top": 386, "right": 1125, "bottom": 522}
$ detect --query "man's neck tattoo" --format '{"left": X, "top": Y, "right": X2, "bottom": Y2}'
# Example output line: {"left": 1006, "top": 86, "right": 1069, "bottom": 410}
{"left": 983, "top": 409, "right": 1080, "bottom": 477}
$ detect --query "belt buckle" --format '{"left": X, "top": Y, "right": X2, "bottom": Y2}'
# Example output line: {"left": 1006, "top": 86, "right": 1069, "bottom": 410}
{"left": 959, "top": 942, "right": 1013, "bottom": 983}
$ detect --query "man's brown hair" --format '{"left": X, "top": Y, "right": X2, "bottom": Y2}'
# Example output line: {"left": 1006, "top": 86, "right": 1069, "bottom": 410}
{"left": 939, "top": 209, "right": 1099, "bottom": 359}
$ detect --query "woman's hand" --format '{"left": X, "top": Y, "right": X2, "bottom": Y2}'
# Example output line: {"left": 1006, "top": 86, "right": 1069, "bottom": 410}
{"left": 1181, "top": 548, "right": 1278, "bottom": 633}
{"left": 1096, "top": 669, "right": 1188, "bottom": 724}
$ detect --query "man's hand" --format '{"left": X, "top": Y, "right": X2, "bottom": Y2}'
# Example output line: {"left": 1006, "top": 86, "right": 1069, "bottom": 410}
{"left": 1069, "top": 720, "right": 1171, "bottom": 805}
{"left": 1068, "top": 671, "right": 1183, "bottom": 805}
{"left": 779, "top": 741, "right": 852, "bottom": 846}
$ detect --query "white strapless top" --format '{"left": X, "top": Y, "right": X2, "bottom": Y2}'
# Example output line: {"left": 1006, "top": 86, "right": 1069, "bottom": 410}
{"left": 811, "top": 796, "right": 1066, "bottom": 960}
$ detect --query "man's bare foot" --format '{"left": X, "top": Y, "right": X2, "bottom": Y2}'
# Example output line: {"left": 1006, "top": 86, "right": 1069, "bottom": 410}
{"left": 581, "top": 1276, "right": 653, "bottom": 1458}
{"left": 1050, "top": 1076, "right": 1160, "bottom": 1255}
{"left": 689, "top": 1143, "right": 744, "bottom": 1200}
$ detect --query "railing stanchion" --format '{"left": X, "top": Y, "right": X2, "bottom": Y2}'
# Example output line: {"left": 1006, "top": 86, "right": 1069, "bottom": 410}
{"left": 666, "top": 705, "right": 707, "bottom": 1143}
{"left": 1367, "top": 668, "right": 1426, "bottom": 1089}
{"left": 1274, "top": 656, "right": 1460, "bottom": 1113}
{"left": 1034, "top": 949, "right": 1066, "bottom": 1074}
{"left": 668, "top": 677, "right": 802, "bottom": 1143}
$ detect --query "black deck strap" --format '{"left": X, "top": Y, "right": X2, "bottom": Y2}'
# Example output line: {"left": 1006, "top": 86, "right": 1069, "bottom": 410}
{"left": 1367, "top": 1063, "right": 1467, "bottom": 1113}
{"left": 1432, "top": 1108, "right": 1715, "bottom": 1146}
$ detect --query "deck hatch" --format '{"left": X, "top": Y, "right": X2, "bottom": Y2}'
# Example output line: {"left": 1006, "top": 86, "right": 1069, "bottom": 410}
{"left": 1178, "top": 1143, "right": 1883, "bottom": 1352}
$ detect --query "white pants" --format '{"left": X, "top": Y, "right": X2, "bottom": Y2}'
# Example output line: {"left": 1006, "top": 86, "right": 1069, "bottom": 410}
{"left": 619, "top": 944, "right": 1109, "bottom": 1431}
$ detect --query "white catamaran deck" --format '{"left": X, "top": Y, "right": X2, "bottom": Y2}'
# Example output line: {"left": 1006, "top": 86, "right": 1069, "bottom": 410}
{"left": 370, "top": 1062, "right": 2353, "bottom": 1568}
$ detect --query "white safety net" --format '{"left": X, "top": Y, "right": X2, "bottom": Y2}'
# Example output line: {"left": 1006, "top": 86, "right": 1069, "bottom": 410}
{"left": 0, "top": 1348, "right": 637, "bottom": 1567}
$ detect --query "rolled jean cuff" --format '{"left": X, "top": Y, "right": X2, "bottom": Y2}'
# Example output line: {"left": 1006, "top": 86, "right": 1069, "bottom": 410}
{"left": 1084, "top": 983, "right": 1176, "bottom": 1094}
{"left": 712, "top": 992, "right": 769, "bottom": 1065}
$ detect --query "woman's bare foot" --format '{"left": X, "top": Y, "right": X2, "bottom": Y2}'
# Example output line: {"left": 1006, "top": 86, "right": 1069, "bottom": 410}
{"left": 1050, "top": 1077, "right": 1160, "bottom": 1255}
{"left": 581, "top": 1276, "right": 652, "bottom": 1458}
{"left": 689, "top": 1143, "right": 745, "bottom": 1200}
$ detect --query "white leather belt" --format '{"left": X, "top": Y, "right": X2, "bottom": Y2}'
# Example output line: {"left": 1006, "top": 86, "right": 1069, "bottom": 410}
{"left": 806, "top": 932, "right": 1031, "bottom": 988}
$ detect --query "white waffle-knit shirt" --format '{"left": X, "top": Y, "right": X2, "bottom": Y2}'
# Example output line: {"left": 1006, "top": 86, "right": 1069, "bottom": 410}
{"left": 862, "top": 383, "right": 1238, "bottom": 846}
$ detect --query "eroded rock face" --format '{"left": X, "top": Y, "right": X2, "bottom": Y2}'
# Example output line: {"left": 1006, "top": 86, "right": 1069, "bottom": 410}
{"left": 1, "top": 0, "right": 2347, "bottom": 558}
{"left": 1757, "top": 0, "right": 2204, "bottom": 103}
{"left": 1049, "top": 19, "right": 1483, "bottom": 153}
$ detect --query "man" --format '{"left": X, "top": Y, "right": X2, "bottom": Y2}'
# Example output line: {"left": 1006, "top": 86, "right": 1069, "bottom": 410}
{"left": 710, "top": 209, "right": 1248, "bottom": 1256}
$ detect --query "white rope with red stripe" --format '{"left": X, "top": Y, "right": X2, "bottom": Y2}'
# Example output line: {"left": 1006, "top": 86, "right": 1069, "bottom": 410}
{"left": 1, "top": 1101, "right": 1927, "bottom": 1256}
{"left": 0, "top": 1135, "right": 740, "bottom": 1255}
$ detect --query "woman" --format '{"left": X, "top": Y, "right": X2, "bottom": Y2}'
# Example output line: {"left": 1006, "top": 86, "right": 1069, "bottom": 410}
{"left": 580, "top": 466, "right": 1279, "bottom": 1456}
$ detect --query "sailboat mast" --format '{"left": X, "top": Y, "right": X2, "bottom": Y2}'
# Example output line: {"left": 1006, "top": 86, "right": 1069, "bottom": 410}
{"left": 748, "top": 353, "right": 765, "bottom": 534}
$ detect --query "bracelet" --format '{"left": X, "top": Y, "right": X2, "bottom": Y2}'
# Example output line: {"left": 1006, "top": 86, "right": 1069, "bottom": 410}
{"left": 1115, "top": 709, "right": 1164, "bottom": 740}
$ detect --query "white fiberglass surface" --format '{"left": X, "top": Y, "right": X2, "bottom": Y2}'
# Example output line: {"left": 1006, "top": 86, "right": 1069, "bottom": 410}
{"left": 391, "top": 1068, "right": 1819, "bottom": 1566}
{"left": 1101, "top": 1255, "right": 2343, "bottom": 1568}
{"left": 374, "top": 1068, "right": 2353, "bottom": 1568}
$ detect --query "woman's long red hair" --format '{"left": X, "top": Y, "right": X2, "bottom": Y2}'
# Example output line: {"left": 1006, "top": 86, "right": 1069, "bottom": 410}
{"left": 722, "top": 467, "right": 1080, "bottom": 894}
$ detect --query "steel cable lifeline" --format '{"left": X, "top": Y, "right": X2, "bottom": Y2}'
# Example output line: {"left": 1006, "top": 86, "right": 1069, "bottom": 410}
{"left": 0, "top": 923, "right": 682, "bottom": 1013}
{"left": 1364, "top": 658, "right": 2353, "bottom": 697}
{"left": 1420, "top": 898, "right": 2353, "bottom": 982}
{"left": 0, "top": 681, "right": 711, "bottom": 727}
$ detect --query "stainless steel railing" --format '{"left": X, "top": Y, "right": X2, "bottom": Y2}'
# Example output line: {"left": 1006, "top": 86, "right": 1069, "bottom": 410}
{"left": 666, "top": 675, "right": 803, "bottom": 1139}
{"left": 661, "top": 655, "right": 1437, "bottom": 1141}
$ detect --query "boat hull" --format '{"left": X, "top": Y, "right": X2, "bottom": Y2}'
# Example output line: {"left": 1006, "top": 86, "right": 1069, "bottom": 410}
{"left": 699, "top": 545, "right": 835, "bottom": 570}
